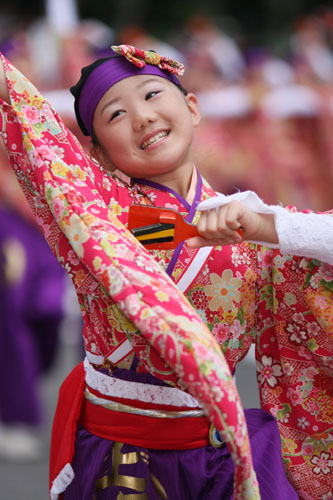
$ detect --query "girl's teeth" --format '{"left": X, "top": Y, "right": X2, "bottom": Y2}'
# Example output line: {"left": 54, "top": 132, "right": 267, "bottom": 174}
{"left": 141, "top": 131, "right": 168, "bottom": 149}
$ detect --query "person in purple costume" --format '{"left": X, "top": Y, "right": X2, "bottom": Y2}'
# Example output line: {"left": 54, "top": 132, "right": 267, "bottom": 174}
{"left": 0, "top": 204, "right": 66, "bottom": 461}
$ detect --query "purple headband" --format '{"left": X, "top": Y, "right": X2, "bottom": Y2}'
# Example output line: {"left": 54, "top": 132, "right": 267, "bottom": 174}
{"left": 77, "top": 53, "right": 183, "bottom": 137}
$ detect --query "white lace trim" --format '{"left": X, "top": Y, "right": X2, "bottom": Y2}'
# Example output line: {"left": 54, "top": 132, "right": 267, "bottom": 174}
{"left": 84, "top": 358, "right": 200, "bottom": 408}
{"left": 197, "top": 190, "right": 333, "bottom": 264}
{"left": 50, "top": 463, "right": 74, "bottom": 499}
{"left": 275, "top": 211, "right": 333, "bottom": 264}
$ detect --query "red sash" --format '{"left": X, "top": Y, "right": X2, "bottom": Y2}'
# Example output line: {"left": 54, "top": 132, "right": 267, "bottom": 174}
{"left": 82, "top": 391, "right": 209, "bottom": 449}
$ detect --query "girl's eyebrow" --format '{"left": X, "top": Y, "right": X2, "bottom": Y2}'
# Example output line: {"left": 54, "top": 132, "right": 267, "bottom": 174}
{"left": 100, "top": 97, "right": 120, "bottom": 116}
{"left": 100, "top": 78, "right": 163, "bottom": 115}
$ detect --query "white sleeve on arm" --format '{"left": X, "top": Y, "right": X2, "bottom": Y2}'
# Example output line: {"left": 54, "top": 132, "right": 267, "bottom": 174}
{"left": 197, "top": 190, "right": 333, "bottom": 265}
{"left": 274, "top": 210, "right": 333, "bottom": 264}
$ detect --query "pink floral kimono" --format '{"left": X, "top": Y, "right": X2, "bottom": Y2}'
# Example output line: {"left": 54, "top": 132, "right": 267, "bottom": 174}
{"left": 0, "top": 54, "right": 332, "bottom": 500}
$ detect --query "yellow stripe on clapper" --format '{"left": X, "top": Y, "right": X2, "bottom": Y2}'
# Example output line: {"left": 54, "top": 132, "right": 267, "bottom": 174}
{"left": 137, "top": 227, "right": 175, "bottom": 242}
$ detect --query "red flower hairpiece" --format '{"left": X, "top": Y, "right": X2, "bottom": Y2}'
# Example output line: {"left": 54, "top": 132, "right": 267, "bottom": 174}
{"left": 111, "top": 44, "right": 185, "bottom": 76}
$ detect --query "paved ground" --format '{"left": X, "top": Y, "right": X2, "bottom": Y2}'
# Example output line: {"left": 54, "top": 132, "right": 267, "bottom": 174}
{"left": 0, "top": 341, "right": 80, "bottom": 500}
{"left": 0, "top": 342, "right": 259, "bottom": 500}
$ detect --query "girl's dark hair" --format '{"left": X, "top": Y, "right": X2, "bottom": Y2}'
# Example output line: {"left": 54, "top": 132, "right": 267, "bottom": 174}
{"left": 70, "top": 58, "right": 114, "bottom": 137}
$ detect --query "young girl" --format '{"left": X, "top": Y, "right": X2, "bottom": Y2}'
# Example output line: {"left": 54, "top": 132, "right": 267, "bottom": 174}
{"left": 0, "top": 45, "right": 332, "bottom": 500}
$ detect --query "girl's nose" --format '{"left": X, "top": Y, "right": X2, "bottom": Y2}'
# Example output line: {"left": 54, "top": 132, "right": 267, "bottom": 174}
{"left": 132, "top": 107, "right": 156, "bottom": 131}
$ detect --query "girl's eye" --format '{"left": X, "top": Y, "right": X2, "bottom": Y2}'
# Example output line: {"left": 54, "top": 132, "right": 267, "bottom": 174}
{"left": 109, "top": 110, "right": 125, "bottom": 121}
{"left": 145, "top": 90, "right": 161, "bottom": 100}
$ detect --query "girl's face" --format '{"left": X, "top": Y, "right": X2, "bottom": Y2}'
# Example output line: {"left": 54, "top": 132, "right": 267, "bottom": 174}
{"left": 91, "top": 75, "right": 201, "bottom": 183}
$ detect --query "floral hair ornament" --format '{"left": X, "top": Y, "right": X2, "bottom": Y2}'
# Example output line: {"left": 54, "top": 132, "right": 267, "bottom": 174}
{"left": 111, "top": 44, "right": 185, "bottom": 76}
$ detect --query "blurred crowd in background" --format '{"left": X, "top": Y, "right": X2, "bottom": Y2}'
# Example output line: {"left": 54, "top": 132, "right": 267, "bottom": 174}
{"left": 0, "top": 0, "right": 332, "bottom": 465}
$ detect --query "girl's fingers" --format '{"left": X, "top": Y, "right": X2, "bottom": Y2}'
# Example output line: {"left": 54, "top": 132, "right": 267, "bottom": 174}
{"left": 195, "top": 202, "right": 247, "bottom": 247}
{"left": 223, "top": 201, "right": 244, "bottom": 232}
{"left": 206, "top": 209, "right": 224, "bottom": 234}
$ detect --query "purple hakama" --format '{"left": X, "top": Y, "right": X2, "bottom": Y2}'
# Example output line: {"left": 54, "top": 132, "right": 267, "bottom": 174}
{"left": 64, "top": 408, "right": 298, "bottom": 499}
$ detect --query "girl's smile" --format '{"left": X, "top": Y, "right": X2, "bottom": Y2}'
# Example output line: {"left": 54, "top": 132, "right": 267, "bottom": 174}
{"left": 140, "top": 129, "right": 170, "bottom": 150}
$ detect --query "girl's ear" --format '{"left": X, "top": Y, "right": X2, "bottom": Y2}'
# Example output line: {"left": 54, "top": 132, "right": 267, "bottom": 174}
{"left": 185, "top": 93, "right": 201, "bottom": 128}
{"left": 89, "top": 144, "right": 116, "bottom": 171}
